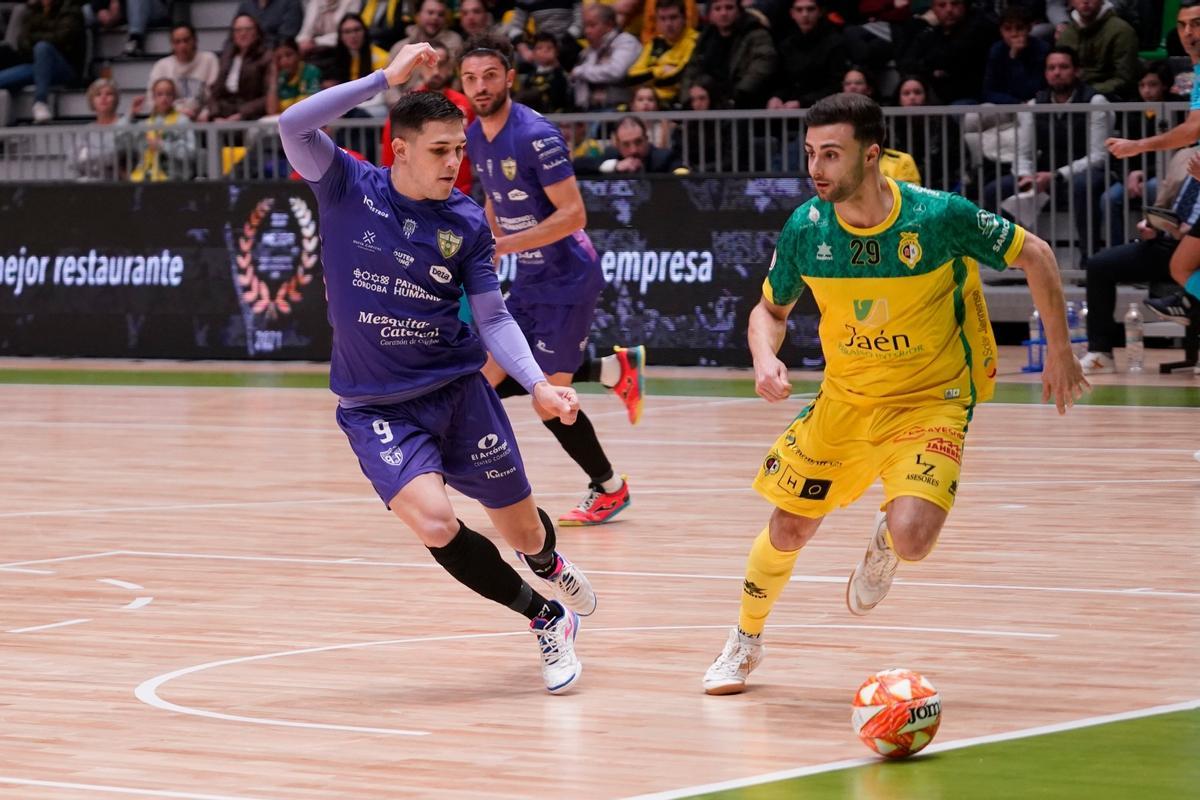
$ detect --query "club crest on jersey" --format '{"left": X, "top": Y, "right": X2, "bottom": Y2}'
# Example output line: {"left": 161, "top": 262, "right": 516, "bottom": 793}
{"left": 501, "top": 156, "right": 517, "bottom": 181}
{"left": 898, "top": 232, "right": 922, "bottom": 269}
{"left": 437, "top": 229, "right": 463, "bottom": 258}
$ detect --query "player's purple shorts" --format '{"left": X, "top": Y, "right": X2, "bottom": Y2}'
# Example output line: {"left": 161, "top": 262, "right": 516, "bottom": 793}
{"left": 506, "top": 291, "right": 599, "bottom": 375}
{"left": 335, "top": 372, "right": 531, "bottom": 509}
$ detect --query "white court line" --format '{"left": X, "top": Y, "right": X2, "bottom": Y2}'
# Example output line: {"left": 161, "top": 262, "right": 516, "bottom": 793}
{"left": 8, "top": 618, "right": 91, "bottom": 634}
{"left": 0, "top": 566, "right": 54, "bottom": 574}
{"left": 0, "top": 776, "right": 275, "bottom": 800}
{"left": 511, "top": 395, "right": 758, "bottom": 428}
{"left": 623, "top": 697, "right": 1200, "bottom": 800}
{"left": 99, "top": 577, "right": 144, "bottom": 591}
{"left": 0, "top": 550, "right": 125, "bottom": 568}
{"left": 134, "top": 622, "right": 1051, "bottom": 738}
{"left": 4, "top": 472, "right": 1197, "bottom": 521}
{"left": 108, "top": 551, "right": 1199, "bottom": 599}
{"left": 123, "top": 597, "right": 154, "bottom": 610}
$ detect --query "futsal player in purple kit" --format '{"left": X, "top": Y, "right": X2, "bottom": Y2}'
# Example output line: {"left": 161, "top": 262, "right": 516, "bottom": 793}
{"left": 460, "top": 33, "right": 642, "bottom": 527}
{"left": 279, "top": 43, "right": 595, "bottom": 694}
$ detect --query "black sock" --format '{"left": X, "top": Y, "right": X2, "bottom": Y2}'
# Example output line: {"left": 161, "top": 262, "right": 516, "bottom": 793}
{"left": 543, "top": 411, "right": 613, "bottom": 485}
{"left": 494, "top": 376, "right": 527, "bottom": 398}
{"left": 521, "top": 507, "right": 558, "bottom": 577}
{"left": 573, "top": 358, "right": 602, "bottom": 384}
{"left": 428, "top": 522, "right": 551, "bottom": 620}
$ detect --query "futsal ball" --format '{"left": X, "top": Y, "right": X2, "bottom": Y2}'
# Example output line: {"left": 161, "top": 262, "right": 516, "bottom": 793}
{"left": 851, "top": 668, "right": 941, "bottom": 758}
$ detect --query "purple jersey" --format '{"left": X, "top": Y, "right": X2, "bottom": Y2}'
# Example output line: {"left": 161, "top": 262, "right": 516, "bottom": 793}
{"left": 308, "top": 148, "right": 499, "bottom": 405}
{"left": 466, "top": 102, "right": 602, "bottom": 304}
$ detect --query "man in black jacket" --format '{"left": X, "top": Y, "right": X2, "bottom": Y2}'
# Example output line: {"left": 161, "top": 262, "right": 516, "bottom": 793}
{"left": 768, "top": 0, "right": 848, "bottom": 109}
{"left": 573, "top": 115, "right": 684, "bottom": 174}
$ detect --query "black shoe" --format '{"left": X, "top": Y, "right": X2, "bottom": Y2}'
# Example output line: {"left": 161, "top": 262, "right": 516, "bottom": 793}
{"left": 1144, "top": 292, "right": 1198, "bottom": 326}
{"left": 123, "top": 36, "right": 144, "bottom": 57}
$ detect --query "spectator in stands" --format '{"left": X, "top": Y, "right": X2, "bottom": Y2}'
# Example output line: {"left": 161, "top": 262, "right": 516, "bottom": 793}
{"left": 456, "top": 0, "right": 497, "bottom": 40}
{"left": 842, "top": 0, "right": 914, "bottom": 77}
{"left": 570, "top": 3, "right": 641, "bottom": 110}
{"left": 329, "top": 12, "right": 389, "bottom": 83}
{"left": 236, "top": 0, "right": 305, "bottom": 48}
{"left": 982, "top": 5, "right": 1049, "bottom": 104}
{"left": 672, "top": 73, "right": 729, "bottom": 169}
{"left": 505, "top": 0, "right": 584, "bottom": 63}
{"left": 899, "top": 0, "right": 997, "bottom": 104}
{"left": 681, "top": 0, "right": 776, "bottom": 109}
{"left": 626, "top": 0, "right": 696, "bottom": 107}
{"left": 1080, "top": 150, "right": 1200, "bottom": 372}
{"left": 126, "top": 77, "right": 196, "bottom": 180}
{"left": 984, "top": 46, "right": 1113, "bottom": 257}
{"left": 121, "top": 0, "right": 173, "bottom": 56}
{"left": 1056, "top": 0, "right": 1139, "bottom": 99}
{"left": 890, "top": 74, "right": 960, "bottom": 189}
{"left": 298, "top": 0, "right": 361, "bottom": 72}
{"left": 0, "top": 0, "right": 84, "bottom": 124}
{"left": 515, "top": 31, "right": 571, "bottom": 112}
{"left": 630, "top": 84, "right": 674, "bottom": 147}
{"left": 359, "top": 0, "right": 408, "bottom": 50}
{"left": 639, "top": 0, "right": 698, "bottom": 43}
{"left": 380, "top": 39, "right": 474, "bottom": 192}
{"left": 146, "top": 22, "right": 219, "bottom": 120}
{"left": 72, "top": 77, "right": 124, "bottom": 180}
{"left": 562, "top": 119, "right": 606, "bottom": 159}
{"left": 202, "top": 14, "right": 273, "bottom": 122}
{"left": 614, "top": 0, "right": 643, "bottom": 38}
{"left": 266, "top": 37, "right": 321, "bottom": 114}
{"left": 574, "top": 114, "right": 684, "bottom": 173}
{"left": 840, "top": 65, "right": 876, "bottom": 97}
{"left": 768, "top": 0, "right": 848, "bottom": 110}
{"left": 1104, "top": 60, "right": 1173, "bottom": 245}
{"left": 389, "top": 0, "right": 463, "bottom": 63}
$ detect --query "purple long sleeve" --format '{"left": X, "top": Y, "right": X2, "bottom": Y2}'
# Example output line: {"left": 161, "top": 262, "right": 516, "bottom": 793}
{"left": 278, "top": 70, "right": 389, "bottom": 181}
{"left": 468, "top": 290, "right": 546, "bottom": 394}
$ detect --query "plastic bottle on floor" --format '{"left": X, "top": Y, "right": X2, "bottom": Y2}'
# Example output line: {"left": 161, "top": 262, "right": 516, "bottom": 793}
{"left": 1123, "top": 303, "right": 1144, "bottom": 372}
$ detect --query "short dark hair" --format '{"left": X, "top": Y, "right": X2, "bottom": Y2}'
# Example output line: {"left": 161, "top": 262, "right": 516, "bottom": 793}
{"left": 804, "top": 92, "right": 885, "bottom": 147}
{"left": 1180, "top": 0, "right": 1200, "bottom": 9}
{"left": 656, "top": 0, "right": 686, "bottom": 12}
{"left": 998, "top": 5, "right": 1032, "bottom": 27}
{"left": 531, "top": 31, "right": 559, "bottom": 49}
{"left": 460, "top": 33, "right": 514, "bottom": 70}
{"left": 616, "top": 115, "right": 648, "bottom": 136}
{"left": 171, "top": 22, "right": 197, "bottom": 38}
{"left": 1047, "top": 45, "right": 1079, "bottom": 68}
{"left": 276, "top": 37, "right": 299, "bottom": 52}
{"left": 388, "top": 91, "right": 465, "bottom": 139}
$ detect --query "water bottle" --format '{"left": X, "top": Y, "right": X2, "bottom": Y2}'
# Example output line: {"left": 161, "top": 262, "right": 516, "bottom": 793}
{"left": 1028, "top": 308, "right": 1042, "bottom": 343}
{"left": 1124, "top": 303, "right": 1144, "bottom": 372}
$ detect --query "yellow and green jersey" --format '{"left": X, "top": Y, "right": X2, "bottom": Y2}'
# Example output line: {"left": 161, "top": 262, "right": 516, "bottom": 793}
{"left": 764, "top": 178, "right": 1026, "bottom": 409}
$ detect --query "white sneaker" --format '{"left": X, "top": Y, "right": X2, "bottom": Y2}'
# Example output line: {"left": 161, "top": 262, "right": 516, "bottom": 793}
{"left": 1080, "top": 351, "right": 1115, "bottom": 374}
{"left": 703, "top": 627, "right": 764, "bottom": 695}
{"left": 531, "top": 602, "right": 581, "bottom": 694}
{"left": 31, "top": 101, "right": 52, "bottom": 124}
{"left": 519, "top": 551, "right": 597, "bottom": 616}
{"left": 846, "top": 511, "right": 899, "bottom": 616}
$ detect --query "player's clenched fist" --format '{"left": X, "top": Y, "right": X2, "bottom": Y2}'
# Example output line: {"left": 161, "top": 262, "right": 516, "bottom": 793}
{"left": 384, "top": 43, "right": 439, "bottom": 87}
{"left": 533, "top": 382, "right": 580, "bottom": 424}
{"left": 754, "top": 356, "right": 792, "bottom": 403}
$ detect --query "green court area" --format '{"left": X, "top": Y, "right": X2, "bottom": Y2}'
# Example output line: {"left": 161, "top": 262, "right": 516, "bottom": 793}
{"left": 0, "top": 368, "right": 1197, "bottom": 408}
{"left": 690, "top": 708, "right": 1199, "bottom": 800}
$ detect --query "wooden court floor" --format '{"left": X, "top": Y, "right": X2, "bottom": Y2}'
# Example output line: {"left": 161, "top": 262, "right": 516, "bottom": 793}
{"left": 1, "top": 376, "right": 1197, "bottom": 799}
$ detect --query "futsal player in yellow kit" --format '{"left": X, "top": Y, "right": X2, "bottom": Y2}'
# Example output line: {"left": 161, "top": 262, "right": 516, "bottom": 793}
{"left": 703, "top": 93, "right": 1091, "bottom": 695}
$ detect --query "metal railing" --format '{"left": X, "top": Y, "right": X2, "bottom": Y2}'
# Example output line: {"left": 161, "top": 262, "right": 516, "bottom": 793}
{"left": 1, "top": 103, "right": 1190, "bottom": 262}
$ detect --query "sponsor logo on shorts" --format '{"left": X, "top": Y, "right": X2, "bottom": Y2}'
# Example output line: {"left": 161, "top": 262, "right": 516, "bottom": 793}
{"left": 905, "top": 454, "right": 940, "bottom": 486}
{"left": 536, "top": 339, "right": 556, "bottom": 354}
{"left": 579, "top": 337, "right": 588, "bottom": 351}
{"left": 429, "top": 264, "right": 453, "bottom": 284}
{"left": 777, "top": 466, "right": 832, "bottom": 500}
{"left": 925, "top": 437, "right": 963, "bottom": 464}
{"left": 473, "top": 433, "right": 510, "bottom": 466}
{"left": 379, "top": 446, "right": 404, "bottom": 466}
{"left": 485, "top": 466, "right": 517, "bottom": 480}
{"left": 944, "top": 388, "right": 961, "bottom": 400}
{"left": 948, "top": 480, "right": 958, "bottom": 496}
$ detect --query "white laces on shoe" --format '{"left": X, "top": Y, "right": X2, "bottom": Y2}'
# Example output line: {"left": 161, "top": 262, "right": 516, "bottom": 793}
{"left": 708, "top": 634, "right": 758, "bottom": 678}
{"left": 863, "top": 529, "right": 898, "bottom": 590}
{"left": 534, "top": 618, "right": 571, "bottom": 665}
{"left": 575, "top": 486, "right": 602, "bottom": 511}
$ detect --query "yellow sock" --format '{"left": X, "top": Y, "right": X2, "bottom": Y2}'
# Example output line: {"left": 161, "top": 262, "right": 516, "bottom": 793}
{"left": 737, "top": 527, "right": 801, "bottom": 636}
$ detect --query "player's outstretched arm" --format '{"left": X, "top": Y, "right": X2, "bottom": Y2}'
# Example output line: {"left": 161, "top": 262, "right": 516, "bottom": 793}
{"left": 1108, "top": 110, "right": 1200, "bottom": 158}
{"left": 279, "top": 43, "right": 438, "bottom": 181}
{"left": 467, "top": 290, "right": 578, "bottom": 424}
{"left": 494, "top": 177, "right": 587, "bottom": 258}
{"left": 748, "top": 296, "right": 796, "bottom": 403}
{"left": 1008, "top": 232, "right": 1090, "bottom": 414}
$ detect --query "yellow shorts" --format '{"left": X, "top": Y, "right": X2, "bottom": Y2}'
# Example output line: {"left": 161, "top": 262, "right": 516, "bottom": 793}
{"left": 752, "top": 394, "right": 969, "bottom": 518}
